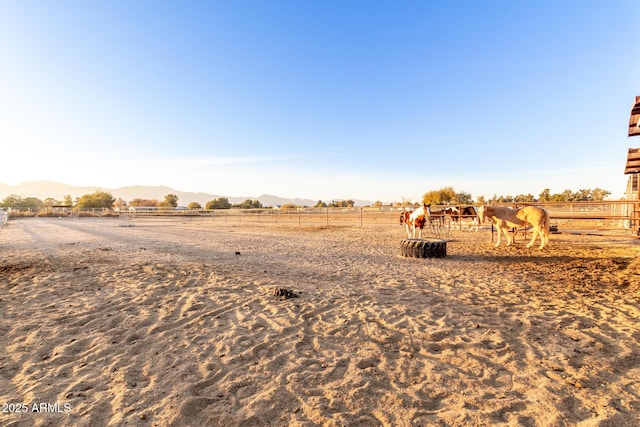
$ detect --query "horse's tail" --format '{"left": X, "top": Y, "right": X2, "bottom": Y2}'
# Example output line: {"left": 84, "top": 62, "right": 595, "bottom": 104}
{"left": 545, "top": 209, "right": 550, "bottom": 233}
{"left": 541, "top": 208, "right": 550, "bottom": 235}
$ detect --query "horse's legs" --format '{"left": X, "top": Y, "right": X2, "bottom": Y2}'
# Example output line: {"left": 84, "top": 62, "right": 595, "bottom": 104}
{"left": 496, "top": 224, "right": 514, "bottom": 246}
{"left": 536, "top": 227, "right": 549, "bottom": 250}
{"left": 536, "top": 228, "right": 547, "bottom": 250}
{"left": 526, "top": 227, "right": 539, "bottom": 248}
{"left": 504, "top": 227, "right": 514, "bottom": 246}
{"left": 494, "top": 224, "right": 503, "bottom": 247}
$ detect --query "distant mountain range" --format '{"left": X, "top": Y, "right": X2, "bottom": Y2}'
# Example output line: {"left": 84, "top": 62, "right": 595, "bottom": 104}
{"left": 0, "top": 181, "right": 374, "bottom": 207}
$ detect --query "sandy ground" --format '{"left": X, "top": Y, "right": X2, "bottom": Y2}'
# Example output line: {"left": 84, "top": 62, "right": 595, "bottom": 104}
{"left": 1, "top": 217, "right": 640, "bottom": 427}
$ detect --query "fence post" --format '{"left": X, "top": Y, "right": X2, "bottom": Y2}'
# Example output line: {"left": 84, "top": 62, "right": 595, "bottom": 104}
{"left": 360, "top": 207, "right": 363, "bottom": 228}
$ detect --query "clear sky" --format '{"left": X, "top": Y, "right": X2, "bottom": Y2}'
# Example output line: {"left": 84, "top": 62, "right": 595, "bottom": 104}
{"left": 1, "top": 1, "right": 638, "bottom": 203}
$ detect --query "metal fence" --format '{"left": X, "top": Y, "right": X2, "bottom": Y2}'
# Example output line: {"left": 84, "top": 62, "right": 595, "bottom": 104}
{"left": 116, "top": 201, "right": 640, "bottom": 237}
{"left": 5, "top": 201, "right": 640, "bottom": 237}
{"left": 523, "top": 200, "right": 639, "bottom": 236}
{"left": 119, "top": 206, "right": 397, "bottom": 227}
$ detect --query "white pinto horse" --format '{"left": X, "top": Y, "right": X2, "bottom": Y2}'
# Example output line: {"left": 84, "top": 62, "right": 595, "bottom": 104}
{"left": 478, "top": 205, "right": 550, "bottom": 250}
{"left": 443, "top": 206, "right": 480, "bottom": 232}
{"left": 400, "top": 204, "right": 429, "bottom": 238}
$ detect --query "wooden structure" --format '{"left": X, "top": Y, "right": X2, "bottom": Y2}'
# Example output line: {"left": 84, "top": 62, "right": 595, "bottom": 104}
{"left": 629, "top": 96, "right": 640, "bottom": 137}
{"left": 626, "top": 96, "right": 640, "bottom": 234}
{"left": 624, "top": 148, "right": 640, "bottom": 174}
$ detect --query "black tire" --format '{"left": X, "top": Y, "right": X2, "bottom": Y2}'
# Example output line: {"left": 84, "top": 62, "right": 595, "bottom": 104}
{"left": 400, "top": 238, "right": 447, "bottom": 258}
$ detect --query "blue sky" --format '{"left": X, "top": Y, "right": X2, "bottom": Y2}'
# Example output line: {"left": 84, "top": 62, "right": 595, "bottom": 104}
{"left": 1, "top": 1, "right": 638, "bottom": 203}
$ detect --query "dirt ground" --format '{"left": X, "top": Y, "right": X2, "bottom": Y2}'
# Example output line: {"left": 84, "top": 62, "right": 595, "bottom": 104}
{"left": 1, "top": 217, "right": 639, "bottom": 426}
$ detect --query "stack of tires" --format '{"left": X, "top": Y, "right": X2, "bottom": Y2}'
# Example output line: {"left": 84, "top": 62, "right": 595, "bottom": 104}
{"left": 400, "top": 238, "right": 447, "bottom": 258}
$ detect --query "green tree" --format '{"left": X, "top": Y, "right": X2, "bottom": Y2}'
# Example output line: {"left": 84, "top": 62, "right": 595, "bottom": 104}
{"left": 328, "top": 200, "right": 355, "bottom": 208}
{"left": 497, "top": 195, "right": 514, "bottom": 203}
{"left": 0, "top": 195, "right": 44, "bottom": 209}
{"left": 456, "top": 191, "right": 474, "bottom": 204}
{"left": 158, "top": 194, "right": 179, "bottom": 208}
{"left": 76, "top": 190, "right": 115, "bottom": 209}
{"left": 536, "top": 188, "right": 611, "bottom": 202}
{"left": 43, "top": 197, "right": 61, "bottom": 208}
{"left": 314, "top": 200, "right": 327, "bottom": 208}
{"left": 514, "top": 193, "right": 536, "bottom": 202}
{"left": 24, "top": 197, "right": 43, "bottom": 208}
{"left": 206, "top": 197, "right": 231, "bottom": 209}
{"left": 560, "top": 189, "right": 576, "bottom": 201}
{"left": 591, "top": 188, "right": 611, "bottom": 201}
{"left": 130, "top": 199, "right": 158, "bottom": 207}
{"left": 574, "top": 189, "right": 592, "bottom": 201}
{"left": 539, "top": 189, "right": 551, "bottom": 202}
{"left": 1, "top": 195, "right": 21, "bottom": 208}
{"left": 234, "top": 199, "right": 262, "bottom": 209}
{"left": 188, "top": 202, "right": 202, "bottom": 209}
{"left": 423, "top": 187, "right": 472, "bottom": 205}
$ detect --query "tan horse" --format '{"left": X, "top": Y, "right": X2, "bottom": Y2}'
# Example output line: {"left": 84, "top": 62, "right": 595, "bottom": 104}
{"left": 478, "top": 205, "right": 550, "bottom": 250}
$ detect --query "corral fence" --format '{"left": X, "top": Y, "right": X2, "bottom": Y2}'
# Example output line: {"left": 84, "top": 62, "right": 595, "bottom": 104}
{"left": 5, "top": 201, "right": 639, "bottom": 238}
{"left": 118, "top": 206, "right": 396, "bottom": 228}
{"left": 0, "top": 210, "right": 7, "bottom": 227}
{"left": 115, "top": 201, "right": 640, "bottom": 238}
{"left": 497, "top": 200, "right": 640, "bottom": 241}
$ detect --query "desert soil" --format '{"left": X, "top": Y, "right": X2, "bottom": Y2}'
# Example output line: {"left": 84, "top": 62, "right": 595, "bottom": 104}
{"left": 1, "top": 217, "right": 639, "bottom": 426}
